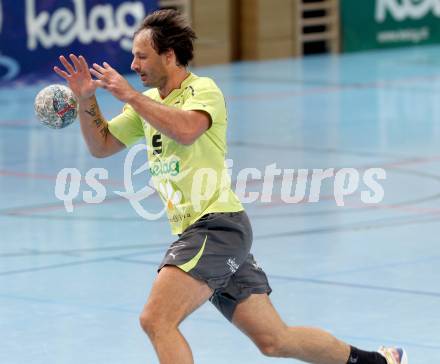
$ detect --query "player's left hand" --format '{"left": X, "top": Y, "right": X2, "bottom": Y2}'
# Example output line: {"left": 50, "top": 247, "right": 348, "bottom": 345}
{"left": 90, "top": 62, "right": 137, "bottom": 103}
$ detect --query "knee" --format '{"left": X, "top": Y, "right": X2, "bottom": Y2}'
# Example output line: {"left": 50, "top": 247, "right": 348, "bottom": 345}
{"left": 255, "top": 334, "right": 285, "bottom": 358}
{"left": 139, "top": 308, "right": 168, "bottom": 338}
{"left": 139, "top": 309, "right": 154, "bottom": 335}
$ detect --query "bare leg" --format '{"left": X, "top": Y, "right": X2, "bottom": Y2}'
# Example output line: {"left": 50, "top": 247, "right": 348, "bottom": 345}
{"left": 232, "top": 293, "right": 350, "bottom": 364}
{"left": 139, "top": 266, "right": 213, "bottom": 364}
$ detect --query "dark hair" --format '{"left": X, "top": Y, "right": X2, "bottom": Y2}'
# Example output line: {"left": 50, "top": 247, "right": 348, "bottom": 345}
{"left": 135, "top": 9, "right": 197, "bottom": 67}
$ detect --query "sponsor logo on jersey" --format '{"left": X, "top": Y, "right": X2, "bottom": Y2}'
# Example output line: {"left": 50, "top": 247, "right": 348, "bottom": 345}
{"left": 149, "top": 159, "right": 180, "bottom": 177}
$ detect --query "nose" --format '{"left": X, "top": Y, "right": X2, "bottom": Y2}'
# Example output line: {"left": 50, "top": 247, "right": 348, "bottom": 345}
{"left": 131, "top": 59, "right": 139, "bottom": 72}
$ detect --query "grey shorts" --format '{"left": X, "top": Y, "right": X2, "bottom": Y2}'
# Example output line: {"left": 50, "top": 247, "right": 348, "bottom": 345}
{"left": 158, "top": 211, "right": 272, "bottom": 321}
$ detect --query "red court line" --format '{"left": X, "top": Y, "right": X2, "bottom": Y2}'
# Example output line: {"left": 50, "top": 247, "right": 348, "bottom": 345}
{"left": 0, "top": 120, "right": 33, "bottom": 126}
{"left": 255, "top": 192, "right": 440, "bottom": 216}
{"left": 5, "top": 195, "right": 126, "bottom": 216}
{"left": 4, "top": 154, "right": 436, "bottom": 185}
{"left": 8, "top": 191, "right": 440, "bottom": 219}
{"left": 255, "top": 193, "right": 339, "bottom": 208}
{"left": 232, "top": 155, "right": 440, "bottom": 189}
{"left": 346, "top": 201, "right": 440, "bottom": 216}
{"left": 0, "top": 169, "right": 124, "bottom": 187}
{"left": 361, "top": 155, "right": 440, "bottom": 170}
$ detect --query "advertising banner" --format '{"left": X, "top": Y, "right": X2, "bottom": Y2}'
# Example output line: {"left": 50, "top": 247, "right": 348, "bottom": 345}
{"left": 341, "top": 0, "right": 440, "bottom": 52}
{"left": 0, "top": 0, "right": 158, "bottom": 84}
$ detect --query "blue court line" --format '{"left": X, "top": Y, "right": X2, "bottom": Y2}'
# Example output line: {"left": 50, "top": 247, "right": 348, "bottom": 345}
{"left": 2, "top": 190, "right": 439, "bottom": 237}
{"left": 0, "top": 290, "right": 437, "bottom": 353}
{"left": 310, "top": 255, "right": 440, "bottom": 280}
{"left": 114, "top": 257, "right": 161, "bottom": 266}
{"left": 110, "top": 258, "right": 440, "bottom": 299}
{"left": 0, "top": 291, "right": 228, "bottom": 328}
{"left": 0, "top": 292, "right": 140, "bottom": 316}
{"left": 4, "top": 251, "right": 437, "bottom": 300}
{"left": 1, "top": 213, "right": 439, "bottom": 279}
{"left": 0, "top": 242, "right": 169, "bottom": 258}
{"left": 0, "top": 249, "right": 166, "bottom": 277}
{"left": 0, "top": 289, "right": 436, "bottom": 356}
{"left": 115, "top": 252, "right": 440, "bottom": 286}
{"left": 253, "top": 213, "right": 440, "bottom": 240}
{"left": 0, "top": 260, "right": 438, "bottom": 351}
{"left": 268, "top": 274, "right": 440, "bottom": 298}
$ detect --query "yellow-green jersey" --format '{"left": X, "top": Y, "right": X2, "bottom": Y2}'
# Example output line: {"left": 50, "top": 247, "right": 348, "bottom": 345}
{"left": 108, "top": 73, "right": 243, "bottom": 235}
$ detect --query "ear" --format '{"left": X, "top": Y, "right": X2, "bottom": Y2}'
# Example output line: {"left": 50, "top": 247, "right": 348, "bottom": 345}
{"left": 164, "top": 48, "right": 176, "bottom": 66}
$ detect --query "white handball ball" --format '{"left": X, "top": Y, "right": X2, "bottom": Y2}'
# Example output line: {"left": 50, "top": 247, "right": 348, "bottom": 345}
{"left": 34, "top": 84, "right": 78, "bottom": 129}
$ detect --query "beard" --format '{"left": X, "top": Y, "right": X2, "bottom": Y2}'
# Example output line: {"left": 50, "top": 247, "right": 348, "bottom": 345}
{"left": 141, "top": 72, "right": 167, "bottom": 89}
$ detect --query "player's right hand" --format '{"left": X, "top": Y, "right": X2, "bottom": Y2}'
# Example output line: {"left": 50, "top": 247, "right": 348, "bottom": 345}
{"left": 53, "top": 54, "right": 97, "bottom": 101}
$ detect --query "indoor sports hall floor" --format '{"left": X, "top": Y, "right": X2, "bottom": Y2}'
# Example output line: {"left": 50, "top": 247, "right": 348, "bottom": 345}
{"left": 1, "top": 45, "right": 439, "bottom": 363}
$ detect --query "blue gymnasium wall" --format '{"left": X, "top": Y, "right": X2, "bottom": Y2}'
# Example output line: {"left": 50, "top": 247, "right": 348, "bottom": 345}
{"left": 0, "top": 0, "right": 158, "bottom": 84}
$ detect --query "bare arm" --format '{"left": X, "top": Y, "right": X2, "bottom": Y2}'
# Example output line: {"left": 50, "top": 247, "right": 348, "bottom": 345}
{"left": 127, "top": 92, "right": 210, "bottom": 145}
{"left": 78, "top": 96, "right": 125, "bottom": 158}
{"left": 90, "top": 63, "right": 210, "bottom": 145}
{"left": 53, "top": 54, "right": 125, "bottom": 158}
